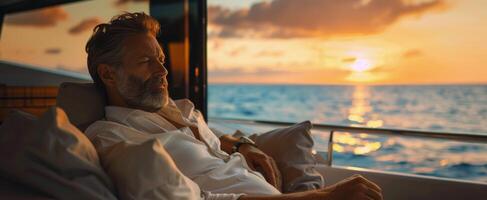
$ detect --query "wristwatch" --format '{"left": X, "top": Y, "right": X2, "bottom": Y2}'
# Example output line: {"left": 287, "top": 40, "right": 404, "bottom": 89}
{"left": 231, "top": 136, "right": 257, "bottom": 153}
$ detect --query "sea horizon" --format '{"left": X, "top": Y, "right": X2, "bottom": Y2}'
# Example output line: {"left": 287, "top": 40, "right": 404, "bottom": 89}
{"left": 209, "top": 82, "right": 487, "bottom": 87}
{"left": 208, "top": 84, "right": 487, "bottom": 182}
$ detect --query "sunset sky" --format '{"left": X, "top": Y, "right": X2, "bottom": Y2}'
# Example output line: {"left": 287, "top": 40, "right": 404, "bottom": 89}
{"left": 0, "top": 0, "right": 148, "bottom": 76}
{"left": 1, "top": 0, "right": 486, "bottom": 85}
{"left": 207, "top": 0, "right": 487, "bottom": 85}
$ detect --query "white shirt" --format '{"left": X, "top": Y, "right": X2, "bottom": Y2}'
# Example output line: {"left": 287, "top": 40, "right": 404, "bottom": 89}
{"left": 86, "top": 99, "right": 280, "bottom": 200}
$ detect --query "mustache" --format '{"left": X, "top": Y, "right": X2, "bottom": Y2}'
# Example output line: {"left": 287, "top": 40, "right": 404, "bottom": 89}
{"left": 142, "top": 74, "right": 167, "bottom": 91}
{"left": 117, "top": 72, "right": 169, "bottom": 111}
{"left": 122, "top": 74, "right": 167, "bottom": 96}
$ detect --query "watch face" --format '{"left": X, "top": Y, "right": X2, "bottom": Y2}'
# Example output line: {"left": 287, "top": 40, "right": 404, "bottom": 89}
{"left": 240, "top": 136, "right": 255, "bottom": 144}
{"left": 233, "top": 136, "right": 257, "bottom": 153}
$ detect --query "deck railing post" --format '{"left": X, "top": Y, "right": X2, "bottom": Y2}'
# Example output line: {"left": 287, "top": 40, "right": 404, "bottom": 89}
{"left": 327, "top": 130, "right": 334, "bottom": 166}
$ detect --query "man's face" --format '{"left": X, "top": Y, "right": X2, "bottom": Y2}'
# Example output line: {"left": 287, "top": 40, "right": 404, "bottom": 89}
{"left": 114, "top": 33, "right": 169, "bottom": 112}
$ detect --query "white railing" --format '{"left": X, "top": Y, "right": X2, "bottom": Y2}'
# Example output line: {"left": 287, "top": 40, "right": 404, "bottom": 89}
{"left": 209, "top": 117, "right": 487, "bottom": 166}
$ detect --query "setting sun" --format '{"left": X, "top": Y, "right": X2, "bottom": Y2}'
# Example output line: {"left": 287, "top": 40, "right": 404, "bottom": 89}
{"left": 351, "top": 58, "right": 373, "bottom": 72}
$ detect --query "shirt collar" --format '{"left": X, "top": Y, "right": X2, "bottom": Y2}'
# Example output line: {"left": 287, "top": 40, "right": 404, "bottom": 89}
{"left": 104, "top": 98, "right": 195, "bottom": 126}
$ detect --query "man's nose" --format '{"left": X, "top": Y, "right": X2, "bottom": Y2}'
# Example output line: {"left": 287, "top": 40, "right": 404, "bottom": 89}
{"left": 153, "top": 61, "right": 168, "bottom": 76}
{"left": 160, "top": 65, "right": 168, "bottom": 77}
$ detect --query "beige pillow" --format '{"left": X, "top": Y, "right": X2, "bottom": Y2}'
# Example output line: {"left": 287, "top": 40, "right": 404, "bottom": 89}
{"left": 0, "top": 107, "right": 116, "bottom": 200}
{"left": 56, "top": 82, "right": 106, "bottom": 132}
{"left": 101, "top": 138, "right": 204, "bottom": 200}
{"left": 250, "top": 121, "right": 324, "bottom": 193}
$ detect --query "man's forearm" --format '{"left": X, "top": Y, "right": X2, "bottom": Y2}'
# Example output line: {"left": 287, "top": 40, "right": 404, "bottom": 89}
{"left": 239, "top": 194, "right": 297, "bottom": 200}
{"left": 238, "top": 190, "right": 325, "bottom": 200}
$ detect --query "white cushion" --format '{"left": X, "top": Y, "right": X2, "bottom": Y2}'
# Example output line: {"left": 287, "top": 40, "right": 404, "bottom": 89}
{"left": 251, "top": 121, "right": 325, "bottom": 193}
{"left": 101, "top": 138, "right": 203, "bottom": 200}
{"left": 0, "top": 107, "right": 116, "bottom": 200}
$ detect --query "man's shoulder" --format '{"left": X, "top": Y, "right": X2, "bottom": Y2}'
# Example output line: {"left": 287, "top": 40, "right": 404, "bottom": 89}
{"left": 85, "top": 119, "right": 132, "bottom": 139}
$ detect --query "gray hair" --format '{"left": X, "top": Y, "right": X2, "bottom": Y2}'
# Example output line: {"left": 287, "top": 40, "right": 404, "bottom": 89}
{"left": 85, "top": 12, "right": 160, "bottom": 91}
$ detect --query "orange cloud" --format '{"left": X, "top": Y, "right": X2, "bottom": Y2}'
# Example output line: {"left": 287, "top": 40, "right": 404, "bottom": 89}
{"left": 209, "top": 0, "right": 446, "bottom": 38}
{"left": 69, "top": 17, "right": 102, "bottom": 35}
{"left": 4, "top": 7, "right": 68, "bottom": 27}
{"left": 403, "top": 49, "right": 423, "bottom": 58}
{"left": 115, "top": 0, "right": 148, "bottom": 6}
{"left": 209, "top": 68, "right": 351, "bottom": 84}
{"left": 256, "top": 50, "right": 284, "bottom": 57}
{"left": 228, "top": 46, "right": 247, "bottom": 57}
{"left": 209, "top": 67, "right": 287, "bottom": 77}
{"left": 45, "top": 48, "right": 62, "bottom": 55}
{"left": 342, "top": 57, "right": 357, "bottom": 63}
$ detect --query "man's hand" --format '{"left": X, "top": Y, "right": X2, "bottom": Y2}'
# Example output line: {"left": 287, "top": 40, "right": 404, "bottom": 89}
{"left": 318, "top": 174, "right": 383, "bottom": 200}
{"left": 238, "top": 143, "right": 282, "bottom": 190}
{"left": 239, "top": 174, "right": 383, "bottom": 200}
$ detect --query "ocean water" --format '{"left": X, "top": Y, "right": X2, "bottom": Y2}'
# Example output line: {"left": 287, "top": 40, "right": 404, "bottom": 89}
{"left": 208, "top": 84, "right": 487, "bottom": 182}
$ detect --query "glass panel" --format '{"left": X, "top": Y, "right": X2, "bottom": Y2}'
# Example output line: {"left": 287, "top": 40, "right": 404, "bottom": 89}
{"left": 312, "top": 130, "right": 487, "bottom": 183}
{"left": 208, "top": 0, "right": 487, "bottom": 183}
{"left": 207, "top": 0, "right": 487, "bottom": 133}
{"left": 0, "top": 0, "right": 149, "bottom": 75}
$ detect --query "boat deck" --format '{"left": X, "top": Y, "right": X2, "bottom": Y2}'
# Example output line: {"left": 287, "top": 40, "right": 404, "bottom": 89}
{"left": 209, "top": 118, "right": 487, "bottom": 199}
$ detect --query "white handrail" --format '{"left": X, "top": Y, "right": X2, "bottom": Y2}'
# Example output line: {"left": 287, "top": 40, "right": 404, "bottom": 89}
{"left": 209, "top": 117, "right": 487, "bottom": 166}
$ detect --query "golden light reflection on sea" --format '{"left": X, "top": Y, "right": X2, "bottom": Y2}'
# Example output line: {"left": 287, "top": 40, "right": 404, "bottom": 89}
{"left": 332, "top": 85, "right": 385, "bottom": 155}
{"left": 333, "top": 133, "right": 382, "bottom": 155}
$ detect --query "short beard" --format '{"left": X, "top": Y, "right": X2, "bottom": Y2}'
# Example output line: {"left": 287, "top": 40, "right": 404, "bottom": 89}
{"left": 116, "top": 71, "right": 168, "bottom": 112}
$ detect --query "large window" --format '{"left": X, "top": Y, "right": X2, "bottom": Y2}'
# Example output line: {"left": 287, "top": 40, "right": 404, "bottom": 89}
{"left": 207, "top": 0, "right": 487, "bottom": 182}
{"left": 0, "top": 0, "right": 149, "bottom": 75}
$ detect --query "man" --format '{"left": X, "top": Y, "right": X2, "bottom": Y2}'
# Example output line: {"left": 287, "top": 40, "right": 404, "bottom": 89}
{"left": 85, "top": 12, "right": 383, "bottom": 200}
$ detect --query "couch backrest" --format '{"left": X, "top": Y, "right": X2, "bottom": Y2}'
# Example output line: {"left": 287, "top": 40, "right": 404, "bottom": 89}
{"left": 56, "top": 82, "right": 106, "bottom": 132}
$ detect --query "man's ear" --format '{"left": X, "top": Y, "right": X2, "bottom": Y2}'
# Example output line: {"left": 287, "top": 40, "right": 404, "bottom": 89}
{"left": 98, "top": 64, "right": 117, "bottom": 87}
